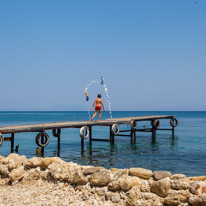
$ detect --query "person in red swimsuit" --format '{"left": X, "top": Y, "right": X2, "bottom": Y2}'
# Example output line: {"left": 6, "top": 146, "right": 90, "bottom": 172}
{"left": 91, "top": 94, "right": 105, "bottom": 122}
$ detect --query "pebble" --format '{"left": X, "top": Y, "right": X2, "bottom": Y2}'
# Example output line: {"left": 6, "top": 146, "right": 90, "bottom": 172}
{"left": 0, "top": 181, "right": 115, "bottom": 206}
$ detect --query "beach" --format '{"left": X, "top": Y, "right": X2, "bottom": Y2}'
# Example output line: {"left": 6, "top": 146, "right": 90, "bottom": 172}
{"left": 1, "top": 153, "right": 206, "bottom": 206}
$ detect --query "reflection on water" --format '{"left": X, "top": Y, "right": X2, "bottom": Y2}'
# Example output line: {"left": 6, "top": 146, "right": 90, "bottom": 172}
{"left": 51, "top": 133, "right": 180, "bottom": 171}
{"left": 67, "top": 133, "right": 180, "bottom": 170}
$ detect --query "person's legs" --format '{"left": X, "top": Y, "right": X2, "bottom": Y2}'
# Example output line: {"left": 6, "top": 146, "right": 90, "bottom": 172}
{"left": 91, "top": 110, "right": 97, "bottom": 121}
{"left": 98, "top": 109, "right": 102, "bottom": 122}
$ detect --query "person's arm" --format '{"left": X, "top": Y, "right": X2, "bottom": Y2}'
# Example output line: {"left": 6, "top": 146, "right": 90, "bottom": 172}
{"left": 92, "top": 100, "right": 96, "bottom": 110}
{"left": 101, "top": 100, "right": 105, "bottom": 111}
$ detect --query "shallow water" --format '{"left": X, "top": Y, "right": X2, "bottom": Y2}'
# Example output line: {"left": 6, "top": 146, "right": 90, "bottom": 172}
{"left": 0, "top": 111, "right": 206, "bottom": 176}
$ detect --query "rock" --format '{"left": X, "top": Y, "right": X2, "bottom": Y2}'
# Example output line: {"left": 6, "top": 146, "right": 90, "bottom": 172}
{"left": 110, "top": 169, "right": 128, "bottom": 181}
{"left": 12, "top": 180, "right": 19, "bottom": 186}
{"left": 140, "top": 192, "right": 163, "bottom": 205}
{"left": 151, "top": 177, "right": 171, "bottom": 197}
{"left": 0, "top": 154, "right": 20, "bottom": 164}
{"left": 22, "top": 167, "right": 44, "bottom": 185}
{"left": 75, "top": 185, "right": 83, "bottom": 191}
{"left": 164, "top": 190, "right": 190, "bottom": 206}
{"left": 0, "top": 164, "right": 9, "bottom": 177}
{"left": 83, "top": 167, "right": 102, "bottom": 175}
{"left": 8, "top": 155, "right": 26, "bottom": 171}
{"left": 40, "top": 157, "right": 63, "bottom": 169}
{"left": 25, "top": 157, "right": 42, "bottom": 168}
{"left": 9, "top": 166, "right": 25, "bottom": 182}
{"left": 0, "top": 158, "right": 9, "bottom": 164}
{"left": 48, "top": 162, "right": 80, "bottom": 182}
{"left": 94, "top": 187, "right": 107, "bottom": 196}
{"left": 110, "top": 168, "right": 128, "bottom": 173}
{"left": 190, "top": 181, "right": 206, "bottom": 195}
{"left": 119, "top": 175, "right": 140, "bottom": 192}
{"left": 131, "top": 200, "right": 153, "bottom": 206}
{"left": 72, "top": 171, "right": 87, "bottom": 185}
{"left": 109, "top": 175, "right": 139, "bottom": 192}
{"left": 129, "top": 168, "right": 152, "bottom": 180}
{"left": 90, "top": 170, "right": 111, "bottom": 187}
{"left": 126, "top": 186, "right": 141, "bottom": 206}
{"left": 108, "top": 179, "right": 121, "bottom": 191}
{"left": 189, "top": 194, "right": 206, "bottom": 206}
{"left": 171, "top": 178, "right": 190, "bottom": 190}
{"left": 111, "top": 193, "right": 121, "bottom": 203}
{"left": 105, "top": 192, "right": 112, "bottom": 201}
{"left": 41, "top": 169, "right": 49, "bottom": 180}
{"left": 171, "top": 174, "right": 186, "bottom": 180}
{"left": 0, "top": 178, "right": 9, "bottom": 186}
{"left": 6, "top": 153, "right": 20, "bottom": 160}
{"left": 153, "top": 171, "right": 172, "bottom": 180}
{"left": 140, "top": 180, "right": 151, "bottom": 192}
{"left": 28, "top": 167, "right": 41, "bottom": 180}
{"left": 189, "top": 176, "right": 206, "bottom": 181}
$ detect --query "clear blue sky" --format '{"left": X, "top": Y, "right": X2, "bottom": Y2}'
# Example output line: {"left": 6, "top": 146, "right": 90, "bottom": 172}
{"left": 0, "top": 0, "right": 205, "bottom": 111}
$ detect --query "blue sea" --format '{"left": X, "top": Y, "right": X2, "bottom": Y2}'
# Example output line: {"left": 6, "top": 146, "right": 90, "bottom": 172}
{"left": 0, "top": 111, "right": 206, "bottom": 177}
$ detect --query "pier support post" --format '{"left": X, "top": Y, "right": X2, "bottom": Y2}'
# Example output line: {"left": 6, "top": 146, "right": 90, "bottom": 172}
{"left": 152, "top": 127, "right": 156, "bottom": 138}
{"left": 130, "top": 129, "right": 134, "bottom": 144}
{"left": 57, "top": 132, "right": 61, "bottom": 151}
{"left": 81, "top": 138, "right": 84, "bottom": 151}
{"left": 11, "top": 133, "right": 14, "bottom": 153}
{"left": 172, "top": 126, "right": 174, "bottom": 137}
{"left": 134, "top": 130, "right": 136, "bottom": 142}
{"left": 110, "top": 126, "right": 114, "bottom": 144}
{"left": 89, "top": 126, "right": 92, "bottom": 146}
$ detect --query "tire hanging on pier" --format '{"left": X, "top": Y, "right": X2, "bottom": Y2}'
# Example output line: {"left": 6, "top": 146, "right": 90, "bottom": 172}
{"left": 0, "top": 133, "right": 3, "bottom": 147}
{"left": 111, "top": 124, "right": 119, "bottom": 135}
{"left": 130, "top": 120, "right": 136, "bottom": 131}
{"left": 151, "top": 119, "right": 160, "bottom": 129}
{"left": 170, "top": 118, "right": 179, "bottom": 127}
{"left": 35, "top": 132, "right": 50, "bottom": 147}
{"left": 79, "top": 126, "right": 90, "bottom": 139}
{"left": 52, "top": 129, "right": 61, "bottom": 137}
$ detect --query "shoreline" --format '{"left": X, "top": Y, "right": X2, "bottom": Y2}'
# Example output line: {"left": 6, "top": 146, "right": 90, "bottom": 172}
{"left": 0, "top": 153, "right": 206, "bottom": 206}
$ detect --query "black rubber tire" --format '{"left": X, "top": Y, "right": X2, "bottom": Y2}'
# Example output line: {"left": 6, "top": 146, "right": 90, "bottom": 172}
{"left": 170, "top": 118, "right": 179, "bottom": 127}
{"left": 79, "top": 126, "right": 90, "bottom": 139}
{"left": 111, "top": 124, "right": 119, "bottom": 135}
{"left": 130, "top": 120, "right": 136, "bottom": 130}
{"left": 52, "top": 129, "right": 61, "bottom": 137}
{"left": 152, "top": 119, "right": 160, "bottom": 129}
{"left": 0, "top": 133, "right": 3, "bottom": 147}
{"left": 35, "top": 132, "right": 50, "bottom": 147}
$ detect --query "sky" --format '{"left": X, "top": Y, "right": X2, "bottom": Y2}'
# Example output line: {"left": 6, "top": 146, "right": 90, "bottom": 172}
{"left": 0, "top": 0, "right": 206, "bottom": 111}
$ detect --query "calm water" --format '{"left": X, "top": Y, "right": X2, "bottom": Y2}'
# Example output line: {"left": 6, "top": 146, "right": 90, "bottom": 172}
{"left": 0, "top": 111, "right": 206, "bottom": 176}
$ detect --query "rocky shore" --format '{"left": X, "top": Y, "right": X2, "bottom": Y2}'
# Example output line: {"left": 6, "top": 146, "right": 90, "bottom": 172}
{"left": 0, "top": 154, "right": 206, "bottom": 206}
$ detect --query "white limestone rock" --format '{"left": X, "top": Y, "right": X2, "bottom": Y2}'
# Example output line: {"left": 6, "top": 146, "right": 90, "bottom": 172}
{"left": 151, "top": 177, "right": 171, "bottom": 197}
{"left": 9, "top": 166, "right": 25, "bottom": 182}
{"left": 129, "top": 167, "right": 153, "bottom": 180}
{"left": 90, "top": 170, "right": 111, "bottom": 187}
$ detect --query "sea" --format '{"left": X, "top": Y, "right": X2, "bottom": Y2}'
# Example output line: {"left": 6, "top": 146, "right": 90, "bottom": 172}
{"left": 0, "top": 111, "right": 206, "bottom": 177}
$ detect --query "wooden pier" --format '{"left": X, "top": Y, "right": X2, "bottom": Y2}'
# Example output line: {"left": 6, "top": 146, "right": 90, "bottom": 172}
{"left": 0, "top": 115, "right": 178, "bottom": 154}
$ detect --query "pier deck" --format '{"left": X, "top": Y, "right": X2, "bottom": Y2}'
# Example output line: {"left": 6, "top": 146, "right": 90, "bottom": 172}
{"left": 0, "top": 115, "right": 174, "bottom": 134}
{"left": 0, "top": 115, "right": 178, "bottom": 154}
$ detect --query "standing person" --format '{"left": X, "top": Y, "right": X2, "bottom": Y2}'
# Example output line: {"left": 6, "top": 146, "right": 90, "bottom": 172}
{"left": 91, "top": 94, "right": 105, "bottom": 122}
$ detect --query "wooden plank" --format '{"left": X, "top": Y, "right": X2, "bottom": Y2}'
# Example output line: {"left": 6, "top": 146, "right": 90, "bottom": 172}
{"left": 0, "top": 115, "right": 174, "bottom": 134}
